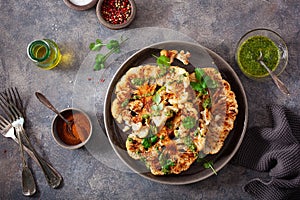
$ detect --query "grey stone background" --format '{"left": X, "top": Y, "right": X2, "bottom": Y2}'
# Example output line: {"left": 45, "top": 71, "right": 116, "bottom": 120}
{"left": 1, "top": 0, "right": 299, "bottom": 199}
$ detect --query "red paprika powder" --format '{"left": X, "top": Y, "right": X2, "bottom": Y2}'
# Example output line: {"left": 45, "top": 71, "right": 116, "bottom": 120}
{"left": 56, "top": 110, "right": 91, "bottom": 145}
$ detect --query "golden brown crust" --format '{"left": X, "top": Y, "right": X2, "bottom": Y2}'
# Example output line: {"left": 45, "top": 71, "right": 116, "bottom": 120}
{"left": 202, "top": 68, "right": 238, "bottom": 154}
{"left": 111, "top": 60, "right": 238, "bottom": 175}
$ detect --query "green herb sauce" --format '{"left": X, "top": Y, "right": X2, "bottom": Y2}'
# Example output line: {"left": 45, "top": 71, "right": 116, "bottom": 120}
{"left": 237, "top": 35, "right": 280, "bottom": 77}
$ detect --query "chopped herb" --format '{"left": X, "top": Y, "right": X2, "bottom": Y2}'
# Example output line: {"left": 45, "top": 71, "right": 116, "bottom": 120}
{"left": 146, "top": 92, "right": 153, "bottom": 97}
{"left": 161, "top": 159, "right": 175, "bottom": 174}
{"left": 141, "top": 134, "right": 158, "bottom": 149}
{"left": 157, "top": 86, "right": 166, "bottom": 93}
{"left": 151, "top": 101, "right": 164, "bottom": 116}
{"left": 193, "top": 128, "right": 201, "bottom": 136}
{"left": 121, "top": 99, "right": 129, "bottom": 107}
{"left": 150, "top": 135, "right": 158, "bottom": 143}
{"left": 164, "top": 109, "right": 174, "bottom": 117}
{"left": 142, "top": 114, "right": 150, "bottom": 119}
{"left": 132, "top": 95, "right": 141, "bottom": 100}
{"left": 89, "top": 36, "right": 128, "bottom": 71}
{"left": 131, "top": 78, "right": 145, "bottom": 86}
{"left": 202, "top": 98, "right": 212, "bottom": 109}
{"left": 158, "top": 152, "right": 175, "bottom": 174}
{"left": 182, "top": 116, "right": 196, "bottom": 129}
{"left": 183, "top": 136, "right": 197, "bottom": 152}
{"left": 152, "top": 92, "right": 161, "bottom": 105}
{"left": 140, "top": 156, "right": 150, "bottom": 169}
{"left": 141, "top": 138, "right": 151, "bottom": 149}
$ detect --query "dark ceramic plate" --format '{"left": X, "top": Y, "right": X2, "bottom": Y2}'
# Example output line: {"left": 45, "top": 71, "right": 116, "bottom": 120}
{"left": 104, "top": 41, "right": 248, "bottom": 185}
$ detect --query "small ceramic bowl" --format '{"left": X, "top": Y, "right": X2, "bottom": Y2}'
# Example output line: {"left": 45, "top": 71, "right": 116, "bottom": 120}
{"left": 96, "top": 0, "right": 136, "bottom": 30}
{"left": 51, "top": 108, "right": 92, "bottom": 150}
{"left": 235, "top": 28, "right": 288, "bottom": 80}
{"left": 63, "top": 0, "right": 98, "bottom": 11}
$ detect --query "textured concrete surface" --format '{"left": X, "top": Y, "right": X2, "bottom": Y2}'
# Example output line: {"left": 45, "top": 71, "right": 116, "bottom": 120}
{"left": 0, "top": 0, "right": 300, "bottom": 199}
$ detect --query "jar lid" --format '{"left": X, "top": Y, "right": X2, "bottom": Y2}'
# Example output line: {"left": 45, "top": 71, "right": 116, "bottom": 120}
{"left": 63, "top": 0, "right": 98, "bottom": 11}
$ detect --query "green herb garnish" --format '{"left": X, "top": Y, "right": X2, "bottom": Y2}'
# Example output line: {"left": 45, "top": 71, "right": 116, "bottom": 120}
{"left": 161, "top": 159, "right": 175, "bottom": 174}
{"left": 183, "top": 136, "right": 197, "bottom": 152}
{"left": 89, "top": 36, "right": 127, "bottom": 71}
{"left": 151, "top": 91, "right": 163, "bottom": 115}
{"left": 151, "top": 103, "right": 163, "bottom": 115}
{"left": 202, "top": 98, "right": 212, "bottom": 109}
{"left": 141, "top": 134, "right": 158, "bottom": 149}
{"left": 142, "top": 114, "right": 150, "bottom": 119}
{"left": 190, "top": 68, "right": 218, "bottom": 95}
{"left": 158, "top": 152, "right": 175, "bottom": 174}
{"left": 203, "top": 161, "right": 217, "bottom": 175}
{"left": 153, "top": 55, "right": 171, "bottom": 67}
{"left": 150, "top": 135, "right": 158, "bottom": 143}
{"left": 152, "top": 92, "right": 161, "bottom": 105}
{"left": 182, "top": 116, "right": 196, "bottom": 129}
{"left": 131, "top": 78, "right": 145, "bottom": 86}
{"left": 197, "top": 156, "right": 217, "bottom": 175}
{"left": 141, "top": 138, "right": 151, "bottom": 149}
{"left": 153, "top": 54, "right": 171, "bottom": 77}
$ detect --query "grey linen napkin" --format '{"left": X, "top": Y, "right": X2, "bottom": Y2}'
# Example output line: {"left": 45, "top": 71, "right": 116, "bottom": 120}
{"left": 232, "top": 104, "right": 300, "bottom": 200}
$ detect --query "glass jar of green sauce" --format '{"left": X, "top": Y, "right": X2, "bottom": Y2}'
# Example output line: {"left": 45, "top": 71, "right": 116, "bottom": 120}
{"left": 27, "top": 39, "right": 61, "bottom": 70}
{"left": 235, "top": 29, "right": 288, "bottom": 80}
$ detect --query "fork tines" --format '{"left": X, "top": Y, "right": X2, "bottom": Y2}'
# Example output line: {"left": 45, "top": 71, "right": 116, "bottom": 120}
{"left": 0, "top": 87, "right": 24, "bottom": 122}
{"left": 0, "top": 114, "right": 11, "bottom": 132}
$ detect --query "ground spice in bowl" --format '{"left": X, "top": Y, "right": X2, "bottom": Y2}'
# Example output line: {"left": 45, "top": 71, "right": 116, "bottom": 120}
{"left": 96, "top": 0, "right": 136, "bottom": 29}
{"left": 52, "top": 108, "right": 92, "bottom": 149}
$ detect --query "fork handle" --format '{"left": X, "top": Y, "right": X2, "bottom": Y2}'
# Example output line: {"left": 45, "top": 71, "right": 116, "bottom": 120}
{"left": 18, "top": 128, "right": 63, "bottom": 189}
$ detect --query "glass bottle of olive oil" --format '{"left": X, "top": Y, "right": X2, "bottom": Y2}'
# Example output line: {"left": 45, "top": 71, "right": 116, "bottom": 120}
{"left": 27, "top": 39, "right": 61, "bottom": 70}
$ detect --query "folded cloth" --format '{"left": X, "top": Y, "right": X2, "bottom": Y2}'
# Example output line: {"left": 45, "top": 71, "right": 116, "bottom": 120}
{"left": 232, "top": 104, "right": 300, "bottom": 200}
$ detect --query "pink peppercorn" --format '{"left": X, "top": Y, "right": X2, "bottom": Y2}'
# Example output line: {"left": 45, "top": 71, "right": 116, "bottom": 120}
{"left": 101, "top": 0, "right": 132, "bottom": 25}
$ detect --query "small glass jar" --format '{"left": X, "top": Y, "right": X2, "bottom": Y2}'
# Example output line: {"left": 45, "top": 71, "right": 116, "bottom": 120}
{"left": 27, "top": 39, "right": 62, "bottom": 70}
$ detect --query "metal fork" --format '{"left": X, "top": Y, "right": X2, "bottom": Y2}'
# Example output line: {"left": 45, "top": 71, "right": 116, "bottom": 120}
{"left": 0, "top": 116, "right": 44, "bottom": 163}
{"left": 0, "top": 114, "right": 36, "bottom": 196}
{"left": 0, "top": 88, "right": 62, "bottom": 189}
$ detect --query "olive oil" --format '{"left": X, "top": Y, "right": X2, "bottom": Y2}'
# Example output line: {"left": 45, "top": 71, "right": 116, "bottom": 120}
{"left": 27, "top": 39, "right": 61, "bottom": 70}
